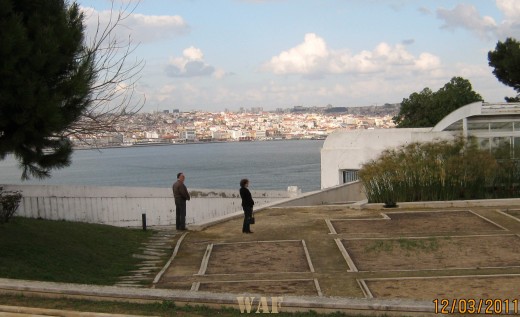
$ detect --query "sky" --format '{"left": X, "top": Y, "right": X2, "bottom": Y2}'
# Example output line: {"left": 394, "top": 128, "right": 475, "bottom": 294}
{"left": 78, "top": 0, "right": 520, "bottom": 113}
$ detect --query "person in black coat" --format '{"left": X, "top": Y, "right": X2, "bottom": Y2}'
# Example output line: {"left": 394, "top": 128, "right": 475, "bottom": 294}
{"left": 239, "top": 178, "right": 254, "bottom": 233}
{"left": 172, "top": 172, "right": 190, "bottom": 230}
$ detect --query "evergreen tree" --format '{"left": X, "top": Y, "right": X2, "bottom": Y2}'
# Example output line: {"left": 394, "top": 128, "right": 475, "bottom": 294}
{"left": 393, "top": 77, "right": 483, "bottom": 128}
{"left": 0, "top": 0, "right": 95, "bottom": 179}
{"left": 1, "top": 0, "right": 102, "bottom": 179}
{"left": 488, "top": 37, "right": 520, "bottom": 102}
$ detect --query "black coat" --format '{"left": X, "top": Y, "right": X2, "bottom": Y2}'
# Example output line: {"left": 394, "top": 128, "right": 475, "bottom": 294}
{"left": 240, "top": 187, "right": 254, "bottom": 207}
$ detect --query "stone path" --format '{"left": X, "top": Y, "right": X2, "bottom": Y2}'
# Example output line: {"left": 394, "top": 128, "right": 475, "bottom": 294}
{"left": 114, "top": 227, "right": 178, "bottom": 288}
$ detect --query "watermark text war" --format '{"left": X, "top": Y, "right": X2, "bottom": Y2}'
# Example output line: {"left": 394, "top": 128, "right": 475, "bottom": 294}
{"left": 236, "top": 296, "right": 283, "bottom": 314}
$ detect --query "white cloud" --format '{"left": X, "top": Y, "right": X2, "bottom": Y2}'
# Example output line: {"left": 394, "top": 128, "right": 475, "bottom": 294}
{"left": 436, "top": 1, "right": 520, "bottom": 40}
{"left": 496, "top": 0, "right": 520, "bottom": 19}
{"left": 263, "top": 33, "right": 329, "bottom": 75}
{"left": 166, "top": 47, "right": 217, "bottom": 78}
{"left": 437, "top": 4, "right": 497, "bottom": 39}
{"left": 262, "top": 33, "right": 441, "bottom": 77}
{"left": 495, "top": 0, "right": 520, "bottom": 38}
{"left": 81, "top": 6, "right": 189, "bottom": 44}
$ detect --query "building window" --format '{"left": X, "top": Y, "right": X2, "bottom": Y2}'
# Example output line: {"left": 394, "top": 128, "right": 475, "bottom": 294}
{"left": 342, "top": 169, "right": 359, "bottom": 183}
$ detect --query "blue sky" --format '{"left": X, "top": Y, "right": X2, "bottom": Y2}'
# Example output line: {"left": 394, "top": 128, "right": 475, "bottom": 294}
{"left": 79, "top": 0, "right": 520, "bottom": 112}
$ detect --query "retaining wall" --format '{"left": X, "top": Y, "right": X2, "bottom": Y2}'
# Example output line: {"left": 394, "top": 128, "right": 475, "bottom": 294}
{"left": 1, "top": 184, "right": 289, "bottom": 227}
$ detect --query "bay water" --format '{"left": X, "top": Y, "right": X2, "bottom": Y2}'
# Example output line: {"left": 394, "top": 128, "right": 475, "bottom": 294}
{"left": 0, "top": 140, "right": 324, "bottom": 192}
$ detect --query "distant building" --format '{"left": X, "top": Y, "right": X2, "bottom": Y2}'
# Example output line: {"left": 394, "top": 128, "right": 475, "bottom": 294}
{"left": 145, "top": 131, "right": 159, "bottom": 139}
{"left": 228, "top": 129, "right": 243, "bottom": 140}
{"left": 321, "top": 102, "right": 520, "bottom": 189}
{"left": 212, "top": 130, "right": 229, "bottom": 141}
{"left": 250, "top": 107, "right": 263, "bottom": 113}
{"left": 182, "top": 128, "right": 196, "bottom": 141}
{"left": 254, "top": 129, "right": 267, "bottom": 140}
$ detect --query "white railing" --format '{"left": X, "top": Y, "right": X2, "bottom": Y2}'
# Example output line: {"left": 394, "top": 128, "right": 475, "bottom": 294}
{"left": 2, "top": 184, "right": 290, "bottom": 227}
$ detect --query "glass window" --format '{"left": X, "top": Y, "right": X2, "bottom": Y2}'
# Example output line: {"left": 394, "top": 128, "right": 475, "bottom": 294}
{"left": 490, "top": 122, "right": 513, "bottom": 132}
{"left": 467, "top": 122, "right": 489, "bottom": 131}
{"left": 477, "top": 137, "right": 490, "bottom": 151}
{"left": 491, "top": 137, "right": 512, "bottom": 159}
{"left": 444, "top": 120, "right": 463, "bottom": 131}
{"left": 514, "top": 137, "right": 520, "bottom": 159}
{"left": 342, "top": 170, "right": 359, "bottom": 183}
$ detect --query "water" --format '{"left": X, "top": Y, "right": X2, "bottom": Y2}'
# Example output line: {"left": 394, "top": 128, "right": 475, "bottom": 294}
{"left": 0, "top": 140, "right": 324, "bottom": 192}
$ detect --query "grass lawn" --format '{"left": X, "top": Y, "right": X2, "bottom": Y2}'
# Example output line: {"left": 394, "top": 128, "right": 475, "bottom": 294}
{"left": 0, "top": 216, "right": 154, "bottom": 285}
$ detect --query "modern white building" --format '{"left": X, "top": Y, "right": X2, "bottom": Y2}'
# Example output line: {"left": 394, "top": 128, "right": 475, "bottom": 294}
{"left": 321, "top": 102, "right": 520, "bottom": 189}
{"left": 182, "top": 128, "right": 196, "bottom": 141}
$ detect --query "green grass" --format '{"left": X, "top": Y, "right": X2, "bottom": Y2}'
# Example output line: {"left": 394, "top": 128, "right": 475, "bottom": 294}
{"left": 0, "top": 217, "right": 153, "bottom": 284}
{"left": 365, "top": 238, "right": 440, "bottom": 256}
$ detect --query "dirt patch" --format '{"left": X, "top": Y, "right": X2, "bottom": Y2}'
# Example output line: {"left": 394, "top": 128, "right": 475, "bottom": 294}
{"left": 332, "top": 210, "right": 504, "bottom": 235}
{"left": 204, "top": 241, "right": 311, "bottom": 275}
{"left": 364, "top": 275, "right": 520, "bottom": 300}
{"left": 342, "top": 235, "right": 520, "bottom": 271}
{"left": 158, "top": 205, "right": 520, "bottom": 302}
{"left": 198, "top": 279, "right": 318, "bottom": 296}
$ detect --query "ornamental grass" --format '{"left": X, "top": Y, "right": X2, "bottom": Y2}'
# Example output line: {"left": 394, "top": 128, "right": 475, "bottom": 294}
{"left": 359, "top": 136, "right": 520, "bottom": 204}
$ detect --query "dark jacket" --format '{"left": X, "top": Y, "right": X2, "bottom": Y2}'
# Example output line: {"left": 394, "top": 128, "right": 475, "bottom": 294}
{"left": 240, "top": 187, "right": 254, "bottom": 207}
{"left": 173, "top": 180, "right": 190, "bottom": 201}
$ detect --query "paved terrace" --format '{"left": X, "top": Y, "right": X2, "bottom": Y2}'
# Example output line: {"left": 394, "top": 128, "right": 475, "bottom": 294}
{"left": 1, "top": 201, "right": 520, "bottom": 316}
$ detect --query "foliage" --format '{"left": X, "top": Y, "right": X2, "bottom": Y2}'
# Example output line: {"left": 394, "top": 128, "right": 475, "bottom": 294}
{"left": 358, "top": 136, "right": 505, "bottom": 203}
{"left": 0, "top": 187, "right": 22, "bottom": 224}
{"left": 0, "top": 0, "right": 143, "bottom": 180}
{"left": 488, "top": 37, "right": 520, "bottom": 101}
{"left": 392, "top": 77, "right": 483, "bottom": 128}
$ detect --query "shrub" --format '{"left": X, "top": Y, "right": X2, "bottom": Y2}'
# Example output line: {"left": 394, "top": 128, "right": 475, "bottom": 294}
{"left": 0, "top": 187, "right": 22, "bottom": 224}
{"left": 359, "top": 136, "right": 503, "bottom": 203}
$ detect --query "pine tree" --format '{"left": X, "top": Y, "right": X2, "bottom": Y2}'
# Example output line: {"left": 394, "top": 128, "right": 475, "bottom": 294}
{"left": 0, "top": 0, "right": 95, "bottom": 179}
{"left": 488, "top": 37, "right": 520, "bottom": 102}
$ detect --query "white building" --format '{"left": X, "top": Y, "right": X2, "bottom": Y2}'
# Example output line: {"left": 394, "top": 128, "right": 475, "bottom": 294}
{"left": 321, "top": 102, "right": 520, "bottom": 189}
{"left": 228, "top": 129, "right": 243, "bottom": 140}
{"left": 182, "top": 128, "right": 196, "bottom": 141}
{"left": 145, "top": 131, "right": 159, "bottom": 139}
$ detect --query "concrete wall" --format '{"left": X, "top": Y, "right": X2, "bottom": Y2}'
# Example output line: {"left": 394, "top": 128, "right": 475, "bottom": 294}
{"left": 2, "top": 184, "right": 289, "bottom": 227}
{"left": 320, "top": 128, "right": 453, "bottom": 189}
{"left": 273, "top": 181, "right": 365, "bottom": 207}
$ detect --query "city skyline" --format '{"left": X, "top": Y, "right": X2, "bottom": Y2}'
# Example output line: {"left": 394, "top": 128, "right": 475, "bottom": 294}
{"left": 72, "top": 105, "right": 399, "bottom": 147}
{"left": 79, "top": 0, "right": 520, "bottom": 113}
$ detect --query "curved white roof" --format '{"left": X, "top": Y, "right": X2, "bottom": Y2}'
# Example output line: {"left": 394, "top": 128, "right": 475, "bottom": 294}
{"left": 432, "top": 101, "right": 483, "bottom": 131}
{"left": 432, "top": 101, "right": 520, "bottom": 132}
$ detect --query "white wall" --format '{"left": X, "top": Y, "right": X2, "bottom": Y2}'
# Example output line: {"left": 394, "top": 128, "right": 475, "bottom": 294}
{"left": 2, "top": 184, "right": 289, "bottom": 227}
{"left": 274, "top": 181, "right": 365, "bottom": 207}
{"left": 320, "top": 128, "right": 453, "bottom": 189}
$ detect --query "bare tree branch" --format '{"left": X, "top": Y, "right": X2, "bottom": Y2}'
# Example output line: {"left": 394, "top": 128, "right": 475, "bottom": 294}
{"left": 65, "top": 0, "right": 146, "bottom": 145}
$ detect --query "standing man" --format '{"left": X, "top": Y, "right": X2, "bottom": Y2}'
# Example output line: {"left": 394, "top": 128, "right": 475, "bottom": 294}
{"left": 172, "top": 172, "right": 190, "bottom": 230}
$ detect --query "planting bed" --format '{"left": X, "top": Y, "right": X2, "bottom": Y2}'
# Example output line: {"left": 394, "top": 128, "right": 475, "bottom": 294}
{"left": 331, "top": 210, "right": 504, "bottom": 235}
{"left": 341, "top": 234, "right": 520, "bottom": 271}
{"left": 363, "top": 275, "right": 520, "bottom": 299}
{"left": 202, "top": 240, "right": 312, "bottom": 275}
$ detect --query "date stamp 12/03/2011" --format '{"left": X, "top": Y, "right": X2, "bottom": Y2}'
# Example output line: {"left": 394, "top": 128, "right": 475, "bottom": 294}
{"left": 433, "top": 298, "right": 519, "bottom": 315}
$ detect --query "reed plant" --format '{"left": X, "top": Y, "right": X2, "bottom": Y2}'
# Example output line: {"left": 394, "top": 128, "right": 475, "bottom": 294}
{"left": 358, "top": 136, "right": 520, "bottom": 203}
